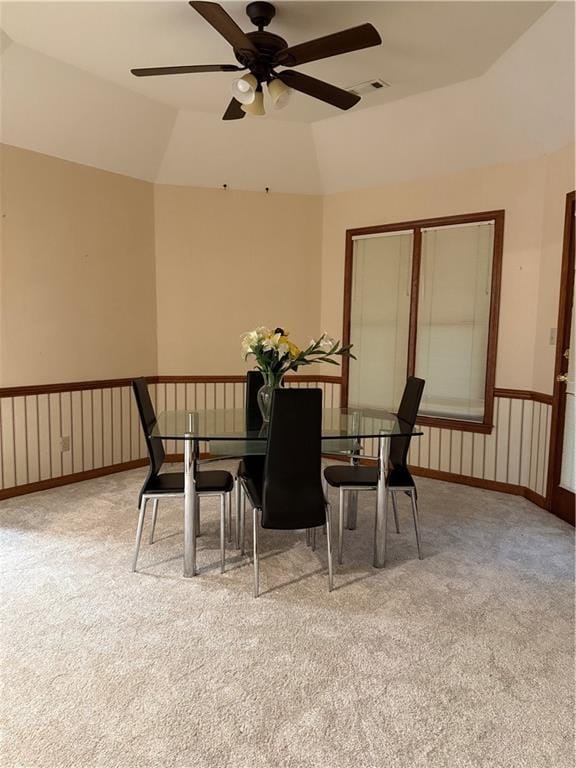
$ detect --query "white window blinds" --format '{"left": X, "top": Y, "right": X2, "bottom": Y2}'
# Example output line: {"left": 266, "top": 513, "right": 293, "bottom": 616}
{"left": 348, "top": 232, "right": 413, "bottom": 410}
{"left": 415, "top": 222, "right": 494, "bottom": 421}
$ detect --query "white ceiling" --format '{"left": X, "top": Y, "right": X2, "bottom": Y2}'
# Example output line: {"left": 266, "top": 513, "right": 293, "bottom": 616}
{"left": 0, "top": 2, "right": 572, "bottom": 193}
{"left": 0, "top": 1, "right": 551, "bottom": 123}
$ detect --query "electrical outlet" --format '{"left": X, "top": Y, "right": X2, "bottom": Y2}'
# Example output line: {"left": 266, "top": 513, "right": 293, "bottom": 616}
{"left": 59, "top": 436, "right": 71, "bottom": 452}
{"left": 549, "top": 327, "right": 557, "bottom": 345}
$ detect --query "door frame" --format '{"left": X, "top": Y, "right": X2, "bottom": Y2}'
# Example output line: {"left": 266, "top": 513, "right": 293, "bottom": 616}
{"left": 546, "top": 190, "right": 575, "bottom": 525}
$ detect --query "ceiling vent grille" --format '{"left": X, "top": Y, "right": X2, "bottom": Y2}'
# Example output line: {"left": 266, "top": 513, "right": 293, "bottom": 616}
{"left": 347, "top": 78, "right": 390, "bottom": 96}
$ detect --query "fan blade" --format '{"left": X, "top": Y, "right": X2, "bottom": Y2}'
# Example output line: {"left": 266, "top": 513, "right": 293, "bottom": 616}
{"left": 277, "top": 70, "right": 360, "bottom": 110}
{"left": 131, "top": 64, "right": 242, "bottom": 77}
{"left": 222, "top": 98, "right": 246, "bottom": 121}
{"left": 189, "top": 2, "right": 258, "bottom": 60}
{"left": 274, "top": 23, "right": 381, "bottom": 67}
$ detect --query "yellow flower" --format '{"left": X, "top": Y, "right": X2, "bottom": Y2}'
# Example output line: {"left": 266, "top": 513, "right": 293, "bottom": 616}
{"left": 287, "top": 340, "right": 301, "bottom": 358}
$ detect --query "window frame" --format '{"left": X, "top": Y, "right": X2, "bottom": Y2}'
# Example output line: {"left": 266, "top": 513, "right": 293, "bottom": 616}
{"left": 341, "top": 209, "right": 505, "bottom": 434}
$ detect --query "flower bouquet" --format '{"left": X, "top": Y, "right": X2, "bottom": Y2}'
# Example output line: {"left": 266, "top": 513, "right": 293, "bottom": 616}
{"left": 240, "top": 326, "right": 355, "bottom": 421}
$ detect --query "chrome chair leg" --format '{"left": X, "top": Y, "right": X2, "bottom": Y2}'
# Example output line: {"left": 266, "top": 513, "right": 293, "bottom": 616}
{"left": 132, "top": 497, "right": 148, "bottom": 572}
{"left": 305, "top": 528, "right": 312, "bottom": 547}
{"left": 338, "top": 488, "right": 345, "bottom": 564}
{"left": 409, "top": 489, "right": 423, "bottom": 559}
{"left": 235, "top": 478, "right": 241, "bottom": 549}
{"left": 325, "top": 503, "right": 334, "bottom": 592}
{"left": 195, "top": 500, "right": 201, "bottom": 538}
{"left": 220, "top": 495, "right": 226, "bottom": 574}
{"left": 253, "top": 507, "right": 260, "bottom": 598}
{"left": 311, "top": 527, "right": 316, "bottom": 551}
{"left": 148, "top": 498, "right": 159, "bottom": 544}
{"left": 240, "top": 486, "right": 246, "bottom": 556}
{"left": 346, "top": 491, "right": 358, "bottom": 530}
{"left": 391, "top": 491, "right": 400, "bottom": 534}
{"left": 227, "top": 490, "right": 233, "bottom": 544}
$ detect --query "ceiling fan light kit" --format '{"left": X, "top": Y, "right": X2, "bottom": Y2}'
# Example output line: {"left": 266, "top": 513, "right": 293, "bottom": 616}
{"left": 267, "top": 77, "right": 290, "bottom": 109}
{"left": 131, "top": 1, "right": 382, "bottom": 121}
{"left": 241, "top": 88, "right": 265, "bottom": 116}
{"left": 232, "top": 73, "right": 258, "bottom": 104}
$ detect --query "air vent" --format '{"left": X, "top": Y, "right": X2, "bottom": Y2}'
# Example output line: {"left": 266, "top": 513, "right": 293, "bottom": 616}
{"left": 347, "top": 78, "right": 390, "bottom": 97}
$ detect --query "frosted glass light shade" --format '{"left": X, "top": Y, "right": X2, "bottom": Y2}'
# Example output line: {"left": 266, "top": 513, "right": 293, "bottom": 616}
{"left": 241, "top": 90, "right": 265, "bottom": 116}
{"left": 232, "top": 74, "right": 258, "bottom": 105}
{"left": 267, "top": 78, "right": 290, "bottom": 109}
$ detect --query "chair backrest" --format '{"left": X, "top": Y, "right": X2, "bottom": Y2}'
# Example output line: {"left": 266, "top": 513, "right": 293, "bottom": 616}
{"left": 132, "top": 378, "right": 165, "bottom": 476}
{"left": 262, "top": 388, "right": 326, "bottom": 529}
{"left": 246, "top": 369, "right": 265, "bottom": 431}
{"left": 389, "top": 377, "right": 425, "bottom": 469}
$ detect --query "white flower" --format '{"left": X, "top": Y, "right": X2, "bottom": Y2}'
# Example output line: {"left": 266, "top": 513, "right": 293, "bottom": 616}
{"left": 240, "top": 330, "right": 262, "bottom": 357}
{"left": 277, "top": 342, "right": 290, "bottom": 359}
{"left": 316, "top": 333, "right": 336, "bottom": 352}
{"left": 262, "top": 333, "right": 281, "bottom": 352}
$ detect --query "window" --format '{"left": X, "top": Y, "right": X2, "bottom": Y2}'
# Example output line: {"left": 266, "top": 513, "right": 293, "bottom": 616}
{"left": 342, "top": 211, "right": 504, "bottom": 433}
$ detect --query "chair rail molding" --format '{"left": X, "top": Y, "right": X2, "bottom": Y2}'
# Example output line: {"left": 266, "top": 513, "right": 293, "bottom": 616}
{"left": 0, "top": 375, "right": 552, "bottom": 513}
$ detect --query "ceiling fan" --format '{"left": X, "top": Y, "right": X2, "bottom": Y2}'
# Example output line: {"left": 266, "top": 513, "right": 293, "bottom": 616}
{"left": 131, "top": 1, "right": 382, "bottom": 120}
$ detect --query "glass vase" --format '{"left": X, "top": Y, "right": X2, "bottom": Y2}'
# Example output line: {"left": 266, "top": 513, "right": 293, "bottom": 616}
{"left": 257, "top": 371, "right": 284, "bottom": 422}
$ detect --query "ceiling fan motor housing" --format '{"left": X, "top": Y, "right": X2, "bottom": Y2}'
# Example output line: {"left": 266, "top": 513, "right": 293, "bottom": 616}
{"left": 235, "top": 31, "right": 288, "bottom": 80}
{"left": 246, "top": 2, "right": 276, "bottom": 29}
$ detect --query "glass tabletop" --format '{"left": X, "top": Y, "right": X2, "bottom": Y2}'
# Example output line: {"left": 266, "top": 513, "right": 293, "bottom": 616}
{"left": 151, "top": 408, "right": 423, "bottom": 441}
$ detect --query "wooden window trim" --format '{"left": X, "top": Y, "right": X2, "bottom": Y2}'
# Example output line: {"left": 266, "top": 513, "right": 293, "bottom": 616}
{"left": 341, "top": 209, "right": 505, "bottom": 434}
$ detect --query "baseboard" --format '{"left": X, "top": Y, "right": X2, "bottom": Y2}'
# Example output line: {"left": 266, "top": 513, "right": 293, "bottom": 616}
{"left": 411, "top": 466, "right": 548, "bottom": 510}
{"left": 0, "top": 453, "right": 549, "bottom": 514}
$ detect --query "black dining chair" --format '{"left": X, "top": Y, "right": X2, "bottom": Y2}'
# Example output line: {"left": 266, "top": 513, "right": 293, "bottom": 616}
{"left": 323, "top": 376, "right": 425, "bottom": 564}
{"left": 239, "top": 388, "right": 334, "bottom": 597}
{"left": 131, "top": 378, "right": 234, "bottom": 573}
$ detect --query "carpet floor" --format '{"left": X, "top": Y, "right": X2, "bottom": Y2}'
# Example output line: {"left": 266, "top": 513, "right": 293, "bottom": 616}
{"left": 0, "top": 462, "right": 574, "bottom": 768}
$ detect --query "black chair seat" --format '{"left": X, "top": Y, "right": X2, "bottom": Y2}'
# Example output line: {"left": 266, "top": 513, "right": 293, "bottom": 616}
{"left": 324, "top": 465, "right": 377, "bottom": 488}
{"left": 143, "top": 470, "right": 234, "bottom": 496}
{"left": 324, "top": 464, "right": 415, "bottom": 489}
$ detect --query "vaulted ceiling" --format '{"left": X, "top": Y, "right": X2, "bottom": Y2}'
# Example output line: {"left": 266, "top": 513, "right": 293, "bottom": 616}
{"left": 0, "top": 1, "right": 573, "bottom": 193}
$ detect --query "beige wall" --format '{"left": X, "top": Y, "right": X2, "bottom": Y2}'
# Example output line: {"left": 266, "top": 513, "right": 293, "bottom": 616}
{"left": 533, "top": 144, "right": 575, "bottom": 393}
{"left": 1, "top": 143, "right": 573, "bottom": 394}
{"left": 320, "top": 145, "right": 575, "bottom": 394}
{"left": 0, "top": 144, "right": 157, "bottom": 386}
{"left": 154, "top": 185, "right": 322, "bottom": 375}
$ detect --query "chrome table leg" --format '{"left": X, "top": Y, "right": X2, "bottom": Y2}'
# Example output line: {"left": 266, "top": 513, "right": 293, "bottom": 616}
{"left": 183, "top": 434, "right": 198, "bottom": 577}
{"left": 374, "top": 432, "right": 390, "bottom": 568}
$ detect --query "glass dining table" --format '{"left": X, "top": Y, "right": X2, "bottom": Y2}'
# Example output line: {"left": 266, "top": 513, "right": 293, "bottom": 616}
{"left": 151, "top": 407, "right": 422, "bottom": 577}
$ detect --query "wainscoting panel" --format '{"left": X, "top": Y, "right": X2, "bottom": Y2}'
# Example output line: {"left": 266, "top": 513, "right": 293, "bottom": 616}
{"left": 0, "top": 376, "right": 342, "bottom": 497}
{"left": 0, "top": 377, "right": 550, "bottom": 507}
{"left": 354, "top": 394, "right": 552, "bottom": 501}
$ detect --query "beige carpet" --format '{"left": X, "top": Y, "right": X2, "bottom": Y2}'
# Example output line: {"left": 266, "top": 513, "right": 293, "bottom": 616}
{"left": 0, "top": 462, "right": 574, "bottom": 768}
